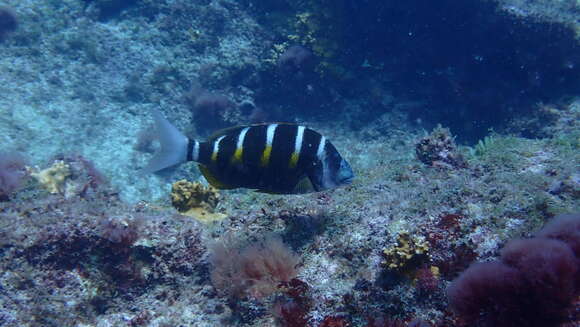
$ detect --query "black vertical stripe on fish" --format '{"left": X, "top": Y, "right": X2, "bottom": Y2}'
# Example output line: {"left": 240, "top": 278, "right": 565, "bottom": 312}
{"left": 268, "top": 124, "right": 297, "bottom": 169}
{"left": 297, "top": 127, "right": 324, "bottom": 171}
{"left": 197, "top": 142, "right": 213, "bottom": 166}
{"left": 213, "top": 133, "right": 237, "bottom": 168}
{"left": 203, "top": 128, "right": 244, "bottom": 187}
{"left": 255, "top": 124, "right": 300, "bottom": 191}
{"left": 241, "top": 125, "right": 267, "bottom": 169}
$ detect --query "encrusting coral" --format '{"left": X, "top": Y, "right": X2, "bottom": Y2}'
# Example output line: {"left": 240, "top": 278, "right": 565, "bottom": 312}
{"left": 28, "top": 160, "right": 71, "bottom": 194}
{"left": 382, "top": 232, "right": 430, "bottom": 271}
{"left": 415, "top": 125, "right": 466, "bottom": 169}
{"left": 170, "top": 179, "right": 226, "bottom": 223}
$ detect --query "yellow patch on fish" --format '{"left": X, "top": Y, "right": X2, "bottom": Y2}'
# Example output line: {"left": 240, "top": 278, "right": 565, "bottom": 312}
{"left": 231, "top": 147, "right": 243, "bottom": 164}
{"left": 260, "top": 145, "right": 272, "bottom": 167}
{"left": 289, "top": 152, "right": 299, "bottom": 169}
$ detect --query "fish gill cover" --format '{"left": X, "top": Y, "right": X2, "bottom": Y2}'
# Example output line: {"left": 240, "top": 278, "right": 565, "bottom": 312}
{"left": 0, "top": 0, "right": 578, "bottom": 326}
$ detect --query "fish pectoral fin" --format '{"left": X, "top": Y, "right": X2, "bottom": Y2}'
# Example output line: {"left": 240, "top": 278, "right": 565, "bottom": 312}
{"left": 198, "top": 164, "right": 234, "bottom": 189}
{"left": 292, "top": 175, "right": 316, "bottom": 194}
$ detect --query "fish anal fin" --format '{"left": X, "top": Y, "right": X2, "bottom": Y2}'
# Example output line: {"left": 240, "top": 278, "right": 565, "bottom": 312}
{"left": 292, "top": 176, "right": 315, "bottom": 194}
{"left": 198, "top": 164, "right": 234, "bottom": 189}
{"left": 255, "top": 176, "right": 314, "bottom": 194}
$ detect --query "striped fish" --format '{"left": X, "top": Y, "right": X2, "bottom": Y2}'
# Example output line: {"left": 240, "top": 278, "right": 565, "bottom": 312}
{"left": 142, "top": 110, "right": 354, "bottom": 194}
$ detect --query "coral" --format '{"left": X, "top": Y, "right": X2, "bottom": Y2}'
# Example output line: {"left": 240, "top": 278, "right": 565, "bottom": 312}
{"left": 3, "top": 183, "right": 208, "bottom": 319}
{"left": 367, "top": 320, "right": 431, "bottom": 327}
{"left": 501, "top": 238, "right": 577, "bottom": 311}
{"left": 447, "top": 261, "right": 524, "bottom": 325}
{"left": 25, "top": 156, "right": 103, "bottom": 198}
{"left": 0, "top": 7, "right": 17, "bottom": 41}
{"left": 407, "top": 320, "right": 431, "bottom": 327}
{"left": 382, "top": 232, "right": 430, "bottom": 271}
{"left": 536, "top": 213, "right": 580, "bottom": 256}
{"left": 193, "top": 92, "right": 233, "bottom": 117}
{"left": 209, "top": 236, "right": 300, "bottom": 298}
{"left": 0, "top": 151, "right": 27, "bottom": 200}
{"left": 434, "top": 245, "right": 477, "bottom": 281}
{"left": 272, "top": 278, "right": 311, "bottom": 327}
{"left": 320, "top": 315, "right": 349, "bottom": 327}
{"left": 415, "top": 126, "right": 466, "bottom": 169}
{"left": 84, "top": 0, "right": 138, "bottom": 21}
{"left": 289, "top": 3, "right": 347, "bottom": 77}
{"left": 447, "top": 213, "right": 580, "bottom": 327}
{"left": 366, "top": 317, "right": 408, "bottom": 327}
{"left": 414, "top": 265, "right": 440, "bottom": 294}
{"left": 28, "top": 160, "right": 71, "bottom": 194}
{"left": 73, "top": 155, "right": 107, "bottom": 190}
{"left": 99, "top": 216, "right": 143, "bottom": 248}
{"left": 273, "top": 297, "right": 309, "bottom": 327}
{"left": 277, "top": 45, "right": 315, "bottom": 75}
{"left": 184, "top": 84, "right": 235, "bottom": 133}
{"left": 548, "top": 172, "right": 580, "bottom": 199}
{"left": 170, "top": 180, "right": 226, "bottom": 223}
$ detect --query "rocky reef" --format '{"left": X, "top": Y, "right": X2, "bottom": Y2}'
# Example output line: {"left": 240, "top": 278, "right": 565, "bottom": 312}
{"left": 0, "top": 0, "right": 579, "bottom": 326}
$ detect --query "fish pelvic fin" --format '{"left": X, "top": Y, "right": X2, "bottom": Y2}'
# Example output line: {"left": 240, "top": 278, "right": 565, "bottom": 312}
{"left": 141, "top": 109, "right": 189, "bottom": 174}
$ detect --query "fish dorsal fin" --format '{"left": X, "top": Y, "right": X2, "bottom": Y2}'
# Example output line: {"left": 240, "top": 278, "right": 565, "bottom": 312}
{"left": 206, "top": 126, "right": 246, "bottom": 142}
{"left": 198, "top": 164, "right": 235, "bottom": 189}
{"left": 206, "top": 122, "right": 299, "bottom": 142}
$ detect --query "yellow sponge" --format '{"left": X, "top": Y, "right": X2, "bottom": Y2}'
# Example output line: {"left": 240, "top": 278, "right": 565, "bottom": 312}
{"left": 171, "top": 180, "right": 226, "bottom": 224}
{"left": 28, "top": 160, "right": 71, "bottom": 194}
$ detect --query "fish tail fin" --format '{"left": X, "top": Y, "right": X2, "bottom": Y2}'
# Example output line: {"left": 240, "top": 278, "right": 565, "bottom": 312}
{"left": 141, "top": 109, "right": 189, "bottom": 174}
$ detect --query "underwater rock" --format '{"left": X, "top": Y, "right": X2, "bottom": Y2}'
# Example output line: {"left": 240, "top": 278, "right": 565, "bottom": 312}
{"left": 415, "top": 126, "right": 467, "bottom": 169}
{"left": 170, "top": 179, "right": 226, "bottom": 224}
